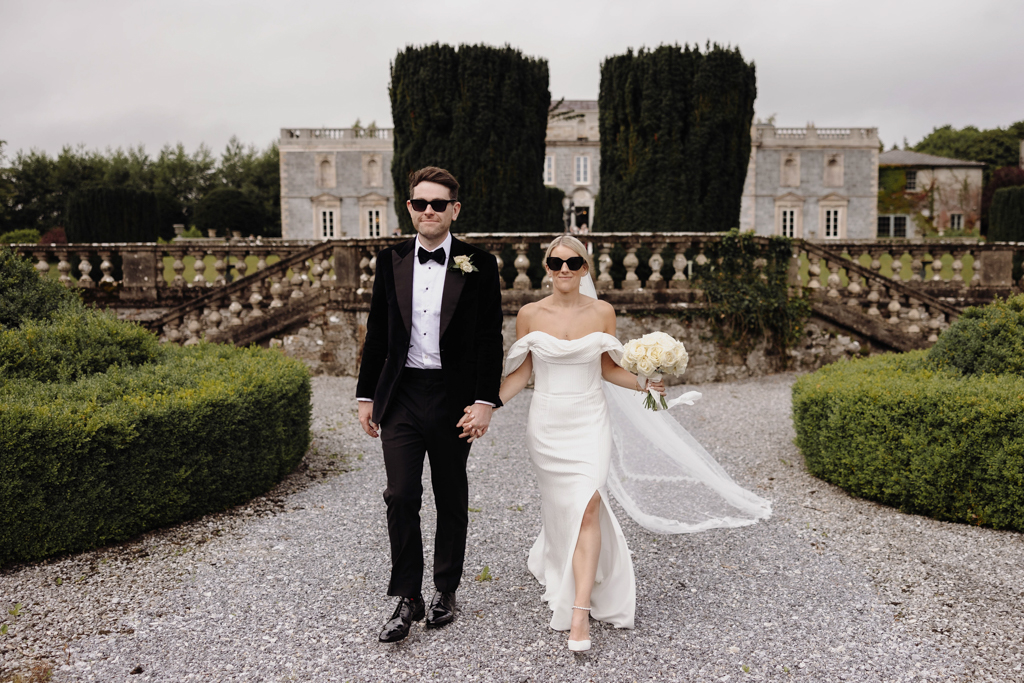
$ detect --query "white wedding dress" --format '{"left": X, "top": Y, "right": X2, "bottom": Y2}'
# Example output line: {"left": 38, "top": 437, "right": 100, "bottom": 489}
{"left": 505, "top": 331, "right": 636, "bottom": 630}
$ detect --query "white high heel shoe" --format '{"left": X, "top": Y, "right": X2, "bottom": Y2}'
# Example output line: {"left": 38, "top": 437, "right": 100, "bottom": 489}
{"left": 568, "top": 605, "right": 591, "bottom": 652}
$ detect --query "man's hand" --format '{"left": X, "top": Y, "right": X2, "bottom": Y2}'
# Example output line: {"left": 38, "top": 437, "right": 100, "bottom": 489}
{"left": 358, "top": 401, "right": 379, "bottom": 438}
{"left": 456, "top": 403, "right": 493, "bottom": 443}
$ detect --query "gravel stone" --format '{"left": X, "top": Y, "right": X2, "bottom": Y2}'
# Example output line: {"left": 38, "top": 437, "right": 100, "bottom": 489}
{"left": 2, "top": 373, "right": 1021, "bottom": 681}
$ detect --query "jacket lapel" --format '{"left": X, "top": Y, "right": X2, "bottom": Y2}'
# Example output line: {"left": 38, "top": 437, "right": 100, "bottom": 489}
{"left": 439, "top": 237, "right": 467, "bottom": 339}
{"left": 392, "top": 239, "right": 415, "bottom": 333}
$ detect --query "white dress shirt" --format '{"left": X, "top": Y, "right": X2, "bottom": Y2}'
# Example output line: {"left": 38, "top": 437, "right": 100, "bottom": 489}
{"left": 406, "top": 232, "right": 451, "bottom": 369}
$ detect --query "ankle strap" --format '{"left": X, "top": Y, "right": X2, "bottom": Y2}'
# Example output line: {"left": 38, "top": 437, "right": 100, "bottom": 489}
{"left": 572, "top": 605, "right": 591, "bottom": 611}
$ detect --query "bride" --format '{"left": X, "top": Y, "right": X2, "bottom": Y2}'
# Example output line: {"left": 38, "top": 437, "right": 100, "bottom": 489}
{"left": 459, "top": 235, "right": 771, "bottom": 652}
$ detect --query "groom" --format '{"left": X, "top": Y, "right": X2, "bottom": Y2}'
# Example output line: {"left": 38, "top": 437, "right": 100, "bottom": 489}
{"left": 356, "top": 166, "right": 504, "bottom": 643}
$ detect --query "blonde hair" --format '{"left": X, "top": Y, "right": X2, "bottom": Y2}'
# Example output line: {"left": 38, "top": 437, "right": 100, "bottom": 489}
{"left": 544, "top": 235, "right": 592, "bottom": 273}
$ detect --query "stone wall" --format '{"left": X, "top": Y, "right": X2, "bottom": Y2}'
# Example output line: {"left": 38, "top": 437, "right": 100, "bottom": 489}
{"left": 270, "top": 306, "right": 867, "bottom": 385}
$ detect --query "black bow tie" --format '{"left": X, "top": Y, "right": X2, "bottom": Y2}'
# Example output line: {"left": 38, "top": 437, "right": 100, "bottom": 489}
{"left": 418, "top": 247, "right": 445, "bottom": 265}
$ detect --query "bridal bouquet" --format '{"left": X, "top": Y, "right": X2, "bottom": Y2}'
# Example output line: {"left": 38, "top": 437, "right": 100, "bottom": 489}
{"left": 621, "top": 332, "right": 699, "bottom": 411}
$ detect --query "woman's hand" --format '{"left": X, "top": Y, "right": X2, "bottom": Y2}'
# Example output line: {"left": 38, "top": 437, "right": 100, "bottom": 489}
{"left": 646, "top": 378, "right": 666, "bottom": 396}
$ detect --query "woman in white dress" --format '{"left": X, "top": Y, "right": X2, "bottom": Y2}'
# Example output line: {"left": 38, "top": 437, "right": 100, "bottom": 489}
{"left": 460, "top": 236, "right": 772, "bottom": 652}
{"left": 484, "top": 236, "right": 664, "bottom": 651}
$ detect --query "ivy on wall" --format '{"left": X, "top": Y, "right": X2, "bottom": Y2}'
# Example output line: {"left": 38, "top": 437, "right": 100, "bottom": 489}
{"left": 596, "top": 44, "right": 756, "bottom": 232}
{"left": 389, "top": 43, "right": 550, "bottom": 234}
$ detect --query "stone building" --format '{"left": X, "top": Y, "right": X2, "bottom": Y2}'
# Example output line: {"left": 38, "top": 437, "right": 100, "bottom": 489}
{"left": 544, "top": 100, "right": 600, "bottom": 231}
{"left": 877, "top": 149, "right": 984, "bottom": 236}
{"left": 739, "top": 124, "right": 880, "bottom": 240}
{"left": 279, "top": 100, "right": 601, "bottom": 238}
{"left": 278, "top": 127, "right": 396, "bottom": 240}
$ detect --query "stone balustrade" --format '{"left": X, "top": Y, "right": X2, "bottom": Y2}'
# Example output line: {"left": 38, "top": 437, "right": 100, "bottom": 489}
{"left": 12, "top": 234, "right": 1023, "bottom": 348}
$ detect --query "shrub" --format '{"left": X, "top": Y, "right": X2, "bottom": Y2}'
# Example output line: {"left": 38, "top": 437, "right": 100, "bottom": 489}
{"left": 0, "top": 342, "right": 312, "bottom": 567}
{"left": 39, "top": 227, "right": 67, "bottom": 244}
{"left": 988, "top": 186, "right": 1024, "bottom": 242}
{"left": 926, "top": 295, "right": 1024, "bottom": 377}
{"left": 0, "top": 228, "right": 41, "bottom": 244}
{"left": 0, "top": 307, "right": 164, "bottom": 382}
{"left": 194, "top": 187, "right": 266, "bottom": 238}
{"left": 0, "top": 246, "right": 80, "bottom": 330}
{"left": 65, "top": 187, "right": 182, "bottom": 243}
{"left": 793, "top": 352, "right": 1024, "bottom": 530}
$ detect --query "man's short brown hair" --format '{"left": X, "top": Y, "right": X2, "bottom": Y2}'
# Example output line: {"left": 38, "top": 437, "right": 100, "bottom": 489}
{"left": 408, "top": 166, "right": 460, "bottom": 201}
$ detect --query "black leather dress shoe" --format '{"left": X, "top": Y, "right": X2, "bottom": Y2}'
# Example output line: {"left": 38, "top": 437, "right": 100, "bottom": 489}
{"left": 378, "top": 594, "right": 425, "bottom": 643}
{"left": 425, "top": 591, "right": 457, "bottom": 628}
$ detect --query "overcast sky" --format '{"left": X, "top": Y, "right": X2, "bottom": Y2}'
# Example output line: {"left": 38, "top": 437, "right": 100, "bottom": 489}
{"left": 2, "top": 0, "right": 1022, "bottom": 160}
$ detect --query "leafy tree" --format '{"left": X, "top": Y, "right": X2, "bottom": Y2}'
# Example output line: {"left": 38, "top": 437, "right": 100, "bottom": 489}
{"left": 389, "top": 43, "right": 550, "bottom": 233}
{"left": 597, "top": 44, "right": 756, "bottom": 232}
{"left": 217, "top": 137, "right": 281, "bottom": 236}
{"left": 194, "top": 188, "right": 265, "bottom": 238}
{"left": 543, "top": 186, "right": 566, "bottom": 232}
{"left": 152, "top": 143, "right": 216, "bottom": 222}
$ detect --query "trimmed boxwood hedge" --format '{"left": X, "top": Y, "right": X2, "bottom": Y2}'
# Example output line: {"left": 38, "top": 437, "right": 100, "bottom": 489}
{"left": 0, "top": 247, "right": 312, "bottom": 567}
{"left": 0, "top": 343, "right": 311, "bottom": 567}
{"left": 792, "top": 330, "right": 1024, "bottom": 531}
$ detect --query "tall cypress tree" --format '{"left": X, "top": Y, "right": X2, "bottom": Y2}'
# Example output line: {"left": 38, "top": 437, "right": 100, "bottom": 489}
{"left": 390, "top": 43, "right": 550, "bottom": 233}
{"left": 598, "top": 44, "right": 755, "bottom": 232}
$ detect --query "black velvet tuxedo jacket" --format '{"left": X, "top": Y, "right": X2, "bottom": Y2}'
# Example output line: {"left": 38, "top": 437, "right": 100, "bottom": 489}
{"left": 356, "top": 236, "right": 504, "bottom": 425}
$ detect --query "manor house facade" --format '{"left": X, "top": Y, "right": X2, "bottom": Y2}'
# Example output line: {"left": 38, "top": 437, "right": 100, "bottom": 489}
{"left": 279, "top": 101, "right": 601, "bottom": 239}
{"left": 279, "top": 115, "right": 880, "bottom": 239}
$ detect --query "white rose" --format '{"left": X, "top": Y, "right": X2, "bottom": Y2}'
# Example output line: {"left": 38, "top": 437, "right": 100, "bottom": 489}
{"left": 636, "top": 357, "right": 655, "bottom": 377}
{"left": 660, "top": 345, "right": 680, "bottom": 369}
{"left": 646, "top": 344, "right": 664, "bottom": 367}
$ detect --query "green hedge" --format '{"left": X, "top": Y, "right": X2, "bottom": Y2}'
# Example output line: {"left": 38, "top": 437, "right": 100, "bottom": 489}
{"left": 989, "top": 186, "right": 1024, "bottom": 242}
{"left": 0, "top": 342, "right": 311, "bottom": 567}
{"left": 792, "top": 351, "right": 1024, "bottom": 530}
{"left": 927, "top": 295, "right": 1024, "bottom": 377}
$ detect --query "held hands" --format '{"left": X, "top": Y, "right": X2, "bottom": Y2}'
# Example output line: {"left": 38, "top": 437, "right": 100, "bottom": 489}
{"left": 457, "top": 403, "right": 494, "bottom": 443}
{"left": 640, "top": 377, "right": 667, "bottom": 396}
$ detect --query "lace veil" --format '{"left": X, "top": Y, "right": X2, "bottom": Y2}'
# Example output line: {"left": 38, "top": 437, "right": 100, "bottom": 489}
{"left": 580, "top": 272, "right": 772, "bottom": 534}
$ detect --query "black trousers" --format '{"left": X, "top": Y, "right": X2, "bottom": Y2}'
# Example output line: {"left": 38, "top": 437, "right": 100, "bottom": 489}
{"left": 380, "top": 369, "right": 472, "bottom": 597}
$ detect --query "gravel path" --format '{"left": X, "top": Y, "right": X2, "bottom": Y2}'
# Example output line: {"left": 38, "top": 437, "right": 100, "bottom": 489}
{"left": 2, "top": 373, "right": 1023, "bottom": 682}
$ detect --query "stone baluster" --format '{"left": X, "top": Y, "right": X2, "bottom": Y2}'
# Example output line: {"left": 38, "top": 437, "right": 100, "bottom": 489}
{"left": 55, "top": 250, "right": 72, "bottom": 286}
{"left": 869, "top": 250, "right": 883, "bottom": 278}
{"left": 596, "top": 244, "right": 614, "bottom": 291}
{"left": 290, "top": 259, "right": 308, "bottom": 299}
{"left": 807, "top": 253, "right": 822, "bottom": 292}
{"left": 967, "top": 248, "right": 981, "bottom": 287}
{"left": 647, "top": 249, "right": 665, "bottom": 290}
{"left": 846, "top": 269, "right": 863, "bottom": 304}
{"left": 368, "top": 254, "right": 377, "bottom": 290}
{"left": 165, "top": 316, "right": 183, "bottom": 344}
{"left": 77, "top": 252, "right": 95, "bottom": 288}
{"left": 170, "top": 252, "right": 186, "bottom": 288}
{"left": 950, "top": 251, "right": 964, "bottom": 283}
{"left": 191, "top": 250, "right": 208, "bottom": 287}
{"left": 931, "top": 250, "right": 947, "bottom": 282}
{"left": 269, "top": 277, "right": 286, "bottom": 308}
{"left": 906, "top": 297, "right": 922, "bottom": 335}
{"left": 212, "top": 251, "right": 229, "bottom": 286}
{"left": 889, "top": 251, "right": 904, "bottom": 282}
{"left": 185, "top": 311, "right": 204, "bottom": 344}
{"left": 866, "top": 277, "right": 881, "bottom": 316}
{"left": 513, "top": 244, "right": 531, "bottom": 290}
{"left": 309, "top": 255, "right": 324, "bottom": 290}
{"left": 233, "top": 252, "right": 249, "bottom": 280}
{"left": 31, "top": 251, "right": 50, "bottom": 279}
{"left": 256, "top": 253, "right": 268, "bottom": 272}
{"left": 358, "top": 250, "right": 372, "bottom": 291}
{"left": 98, "top": 251, "right": 115, "bottom": 286}
{"left": 228, "top": 294, "right": 244, "bottom": 326}
{"left": 622, "top": 246, "right": 641, "bottom": 290}
{"left": 928, "top": 310, "right": 944, "bottom": 343}
{"left": 248, "top": 281, "right": 265, "bottom": 319}
{"left": 318, "top": 250, "right": 334, "bottom": 288}
{"left": 887, "top": 288, "right": 902, "bottom": 324}
{"left": 670, "top": 245, "right": 688, "bottom": 289}
{"left": 825, "top": 259, "right": 842, "bottom": 299}
{"left": 490, "top": 247, "right": 505, "bottom": 289}
{"left": 205, "top": 304, "right": 224, "bottom": 334}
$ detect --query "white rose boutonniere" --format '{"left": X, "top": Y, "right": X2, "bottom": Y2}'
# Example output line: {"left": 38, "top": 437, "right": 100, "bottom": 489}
{"left": 451, "top": 254, "right": 478, "bottom": 275}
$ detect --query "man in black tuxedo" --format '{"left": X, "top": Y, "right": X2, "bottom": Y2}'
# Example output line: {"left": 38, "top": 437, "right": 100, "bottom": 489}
{"left": 357, "top": 166, "right": 504, "bottom": 643}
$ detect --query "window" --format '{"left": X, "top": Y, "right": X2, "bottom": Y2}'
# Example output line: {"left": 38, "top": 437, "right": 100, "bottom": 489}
{"left": 905, "top": 170, "right": 917, "bottom": 191}
{"left": 575, "top": 156, "right": 590, "bottom": 185}
{"left": 824, "top": 209, "right": 841, "bottom": 238}
{"left": 950, "top": 213, "right": 963, "bottom": 230}
{"left": 367, "top": 209, "right": 382, "bottom": 237}
{"left": 878, "top": 215, "right": 908, "bottom": 238}
{"left": 780, "top": 209, "right": 796, "bottom": 238}
{"left": 544, "top": 156, "right": 555, "bottom": 185}
{"left": 320, "top": 209, "right": 335, "bottom": 239}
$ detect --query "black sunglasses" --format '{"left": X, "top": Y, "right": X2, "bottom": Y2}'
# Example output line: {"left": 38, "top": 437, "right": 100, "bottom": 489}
{"left": 546, "top": 256, "right": 587, "bottom": 271}
{"left": 409, "top": 198, "right": 456, "bottom": 212}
